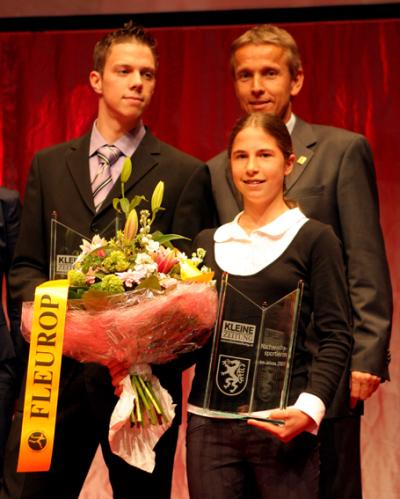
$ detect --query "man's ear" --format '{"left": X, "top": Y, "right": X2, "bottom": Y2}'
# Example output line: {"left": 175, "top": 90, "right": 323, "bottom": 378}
{"left": 89, "top": 70, "right": 103, "bottom": 95}
{"left": 290, "top": 68, "right": 304, "bottom": 98}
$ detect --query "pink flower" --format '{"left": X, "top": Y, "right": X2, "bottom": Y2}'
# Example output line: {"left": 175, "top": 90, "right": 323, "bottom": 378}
{"left": 160, "top": 277, "right": 178, "bottom": 289}
{"left": 85, "top": 275, "right": 96, "bottom": 285}
{"left": 153, "top": 249, "right": 178, "bottom": 274}
{"left": 76, "top": 235, "right": 107, "bottom": 263}
{"left": 85, "top": 268, "right": 96, "bottom": 285}
{"left": 116, "top": 269, "right": 148, "bottom": 288}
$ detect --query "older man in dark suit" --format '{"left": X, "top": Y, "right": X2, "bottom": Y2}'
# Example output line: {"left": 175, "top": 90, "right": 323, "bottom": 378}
{"left": 1, "top": 22, "right": 215, "bottom": 499}
{"left": 208, "top": 24, "right": 392, "bottom": 499}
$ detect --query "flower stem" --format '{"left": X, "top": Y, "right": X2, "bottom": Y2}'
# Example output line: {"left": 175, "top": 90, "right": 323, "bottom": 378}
{"left": 132, "top": 375, "right": 157, "bottom": 426}
{"left": 143, "top": 378, "right": 169, "bottom": 424}
{"left": 130, "top": 376, "right": 143, "bottom": 426}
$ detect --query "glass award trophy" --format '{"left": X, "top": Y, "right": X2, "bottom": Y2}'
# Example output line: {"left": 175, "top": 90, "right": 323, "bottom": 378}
{"left": 49, "top": 212, "right": 122, "bottom": 280}
{"left": 203, "top": 272, "right": 303, "bottom": 422}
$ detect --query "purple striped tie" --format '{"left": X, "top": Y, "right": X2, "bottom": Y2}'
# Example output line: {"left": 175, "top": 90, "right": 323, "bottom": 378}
{"left": 92, "top": 145, "right": 122, "bottom": 211}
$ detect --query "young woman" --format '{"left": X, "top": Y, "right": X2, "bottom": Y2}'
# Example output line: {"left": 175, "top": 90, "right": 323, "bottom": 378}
{"left": 186, "top": 113, "right": 352, "bottom": 499}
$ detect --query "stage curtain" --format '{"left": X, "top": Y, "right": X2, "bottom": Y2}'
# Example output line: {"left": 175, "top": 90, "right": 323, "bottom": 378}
{"left": 0, "top": 18, "right": 399, "bottom": 499}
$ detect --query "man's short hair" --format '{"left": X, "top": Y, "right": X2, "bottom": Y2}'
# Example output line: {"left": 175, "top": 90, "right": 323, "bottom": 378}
{"left": 230, "top": 24, "right": 302, "bottom": 80}
{"left": 93, "top": 20, "right": 159, "bottom": 74}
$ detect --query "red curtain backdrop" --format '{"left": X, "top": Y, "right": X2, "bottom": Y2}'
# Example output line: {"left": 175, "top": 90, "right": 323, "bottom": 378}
{"left": 0, "top": 18, "right": 399, "bottom": 499}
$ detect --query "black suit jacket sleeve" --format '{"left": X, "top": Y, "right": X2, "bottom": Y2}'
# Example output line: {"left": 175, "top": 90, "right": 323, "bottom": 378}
{"left": 171, "top": 163, "right": 217, "bottom": 253}
{"left": 307, "top": 224, "right": 353, "bottom": 408}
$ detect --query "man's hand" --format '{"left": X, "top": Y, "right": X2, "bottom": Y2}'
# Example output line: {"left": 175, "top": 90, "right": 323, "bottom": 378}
{"left": 350, "top": 371, "right": 381, "bottom": 408}
{"left": 247, "top": 408, "right": 314, "bottom": 443}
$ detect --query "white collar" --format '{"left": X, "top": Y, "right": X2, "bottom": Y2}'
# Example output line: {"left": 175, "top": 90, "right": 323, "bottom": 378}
{"left": 89, "top": 120, "right": 146, "bottom": 158}
{"left": 286, "top": 113, "right": 296, "bottom": 135}
{"left": 214, "top": 207, "right": 307, "bottom": 242}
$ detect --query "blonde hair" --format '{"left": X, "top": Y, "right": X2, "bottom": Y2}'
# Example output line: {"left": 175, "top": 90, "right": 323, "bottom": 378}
{"left": 230, "top": 24, "right": 302, "bottom": 80}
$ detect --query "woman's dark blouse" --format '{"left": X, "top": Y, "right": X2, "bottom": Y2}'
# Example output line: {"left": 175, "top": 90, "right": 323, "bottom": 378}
{"left": 189, "top": 219, "right": 352, "bottom": 413}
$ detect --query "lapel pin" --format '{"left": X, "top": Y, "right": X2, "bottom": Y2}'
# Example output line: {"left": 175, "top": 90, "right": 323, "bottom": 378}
{"left": 297, "top": 155, "right": 307, "bottom": 165}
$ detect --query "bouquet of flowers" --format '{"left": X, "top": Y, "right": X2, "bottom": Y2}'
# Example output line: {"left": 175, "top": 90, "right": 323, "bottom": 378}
{"left": 21, "top": 158, "right": 217, "bottom": 471}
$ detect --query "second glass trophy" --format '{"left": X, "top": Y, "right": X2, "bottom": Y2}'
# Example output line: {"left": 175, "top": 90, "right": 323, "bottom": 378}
{"left": 49, "top": 212, "right": 123, "bottom": 280}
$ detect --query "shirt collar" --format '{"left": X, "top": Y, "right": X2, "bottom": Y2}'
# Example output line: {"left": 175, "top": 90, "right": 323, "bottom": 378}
{"left": 214, "top": 207, "right": 307, "bottom": 242}
{"left": 89, "top": 121, "right": 146, "bottom": 158}
{"left": 286, "top": 113, "right": 296, "bottom": 135}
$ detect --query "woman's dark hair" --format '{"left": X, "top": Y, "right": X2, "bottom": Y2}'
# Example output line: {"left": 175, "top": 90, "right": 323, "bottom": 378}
{"left": 228, "top": 113, "right": 293, "bottom": 160}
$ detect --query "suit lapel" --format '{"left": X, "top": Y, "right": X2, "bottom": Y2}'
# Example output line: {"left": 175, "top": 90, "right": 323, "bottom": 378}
{"left": 65, "top": 133, "right": 95, "bottom": 214}
{"left": 285, "top": 118, "right": 316, "bottom": 192}
{"left": 125, "top": 129, "right": 159, "bottom": 190}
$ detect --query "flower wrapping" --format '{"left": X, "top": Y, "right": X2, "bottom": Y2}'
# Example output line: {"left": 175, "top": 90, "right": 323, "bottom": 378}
{"left": 109, "top": 368, "right": 176, "bottom": 472}
{"left": 21, "top": 281, "right": 217, "bottom": 471}
{"left": 22, "top": 281, "right": 216, "bottom": 367}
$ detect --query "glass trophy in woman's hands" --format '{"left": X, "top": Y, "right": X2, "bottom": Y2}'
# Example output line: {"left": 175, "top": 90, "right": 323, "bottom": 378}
{"left": 203, "top": 272, "right": 303, "bottom": 423}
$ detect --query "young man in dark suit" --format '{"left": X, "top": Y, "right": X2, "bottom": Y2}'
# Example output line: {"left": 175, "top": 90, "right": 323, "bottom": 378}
{"left": 1, "top": 22, "right": 215, "bottom": 499}
{"left": 208, "top": 24, "right": 392, "bottom": 499}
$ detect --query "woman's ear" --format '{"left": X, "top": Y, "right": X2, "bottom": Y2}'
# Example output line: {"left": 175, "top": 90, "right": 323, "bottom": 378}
{"left": 284, "top": 153, "right": 296, "bottom": 176}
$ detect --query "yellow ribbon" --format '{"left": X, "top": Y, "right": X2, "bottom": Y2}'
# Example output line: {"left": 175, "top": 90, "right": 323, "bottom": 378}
{"left": 17, "top": 280, "right": 69, "bottom": 472}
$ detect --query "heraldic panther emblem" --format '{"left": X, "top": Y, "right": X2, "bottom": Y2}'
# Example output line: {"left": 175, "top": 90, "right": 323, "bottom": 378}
{"left": 216, "top": 355, "right": 250, "bottom": 395}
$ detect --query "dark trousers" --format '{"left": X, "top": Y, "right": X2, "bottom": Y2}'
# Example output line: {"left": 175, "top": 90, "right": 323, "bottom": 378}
{"left": 0, "top": 359, "right": 179, "bottom": 499}
{"left": 318, "top": 417, "right": 362, "bottom": 499}
{"left": 186, "top": 414, "right": 319, "bottom": 499}
{"left": 0, "top": 321, "right": 26, "bottom": 487}
{"left": 0, "top": 358, "right": 20, "bottom": 486}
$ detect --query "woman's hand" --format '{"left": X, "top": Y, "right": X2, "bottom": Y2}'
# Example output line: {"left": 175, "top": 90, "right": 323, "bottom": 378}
{"left": 247, "top": 408, "right": 315, "bottom": 443}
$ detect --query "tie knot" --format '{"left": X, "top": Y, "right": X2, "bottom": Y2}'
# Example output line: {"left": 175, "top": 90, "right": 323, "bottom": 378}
{"left": 96, "top": 145, "right": 122, "bottom": 168}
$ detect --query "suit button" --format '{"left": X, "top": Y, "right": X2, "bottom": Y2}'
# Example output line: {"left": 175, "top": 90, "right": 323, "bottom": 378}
{"left": 90, "top": 223, "right": 99, "bottom": 233}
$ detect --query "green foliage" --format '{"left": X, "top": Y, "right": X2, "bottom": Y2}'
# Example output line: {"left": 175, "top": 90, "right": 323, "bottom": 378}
{"left": 98, "top": 274, "right": 125, "bottom": 294}
{"left": 68, "top": 269, "right": 87, "bottom": 288}
{"left": 102, "top": 250, "right": 130, "bottom": 273}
